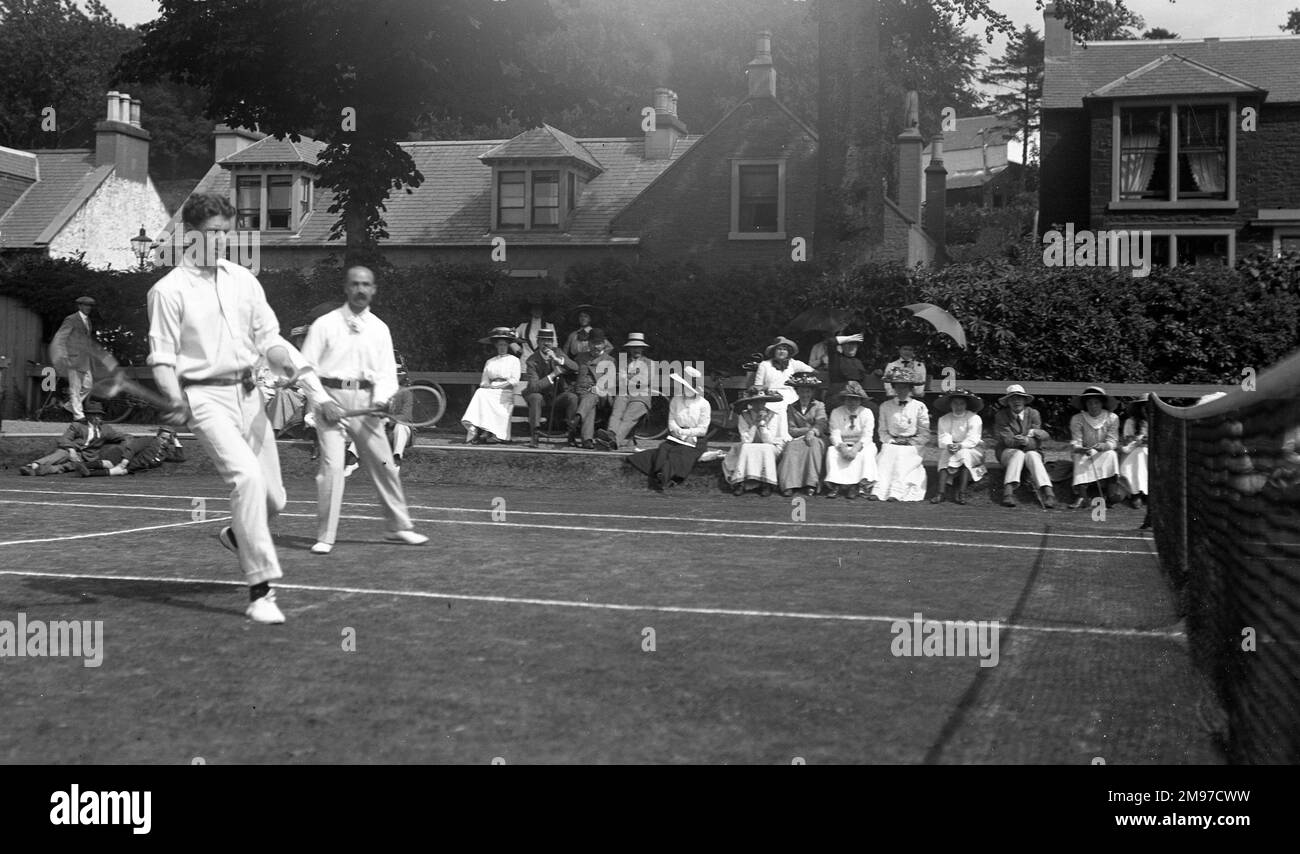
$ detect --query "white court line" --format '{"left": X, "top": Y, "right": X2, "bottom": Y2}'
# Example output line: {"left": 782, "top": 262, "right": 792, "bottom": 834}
{"left": 0, "top": 496, "right": 1153, "bottom": 555}
{"left": 0, "top": 567, "right": 1185, "bottom": 639}
{"left": 0, "top": 488, "right": 1151, "bottom": 542}
{"left": 0, "top": 515, "right": 230, "bottom": 547}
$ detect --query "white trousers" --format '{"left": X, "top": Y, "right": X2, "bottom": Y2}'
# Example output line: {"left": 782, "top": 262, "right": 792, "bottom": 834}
{"left": 184, "top": 383, "right": 285, "bottom": 585}
{"left": 315, "top": 386, "right": 413, "bottom": 546}
{"left": 67, "top": 368, "right": 92, "bottom": 420}
{"left": 1000, "top": 448, "right": 1051, "bottom": 488}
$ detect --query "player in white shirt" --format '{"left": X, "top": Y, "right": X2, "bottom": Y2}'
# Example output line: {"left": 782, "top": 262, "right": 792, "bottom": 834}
{"left": 298, "top": 266, "right": 429, "bottom": 555}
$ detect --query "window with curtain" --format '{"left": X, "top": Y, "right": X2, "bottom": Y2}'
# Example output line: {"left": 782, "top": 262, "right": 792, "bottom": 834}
{"left": 1118, "top": 107, "right": 1169, "bottom": 200}
{"left": 498, "top": 171, "right": 525, "bottom": 228}
{"left": 738, "top": 165, "right": 780, "bottom": 231}
{"left": 532, "top": 171, "right": 559, "bottom": 227}
{"left": 235, "top": 176, "right": 261, "bottom": 230}
{"left": 267, "top": 175, "right": 293, "bottom": 229}
{"left": 1178, "top": 105, "right": 1228, "bottom": 199}
{"left": 300, "top": 177, "right": 312, "bottom": 217}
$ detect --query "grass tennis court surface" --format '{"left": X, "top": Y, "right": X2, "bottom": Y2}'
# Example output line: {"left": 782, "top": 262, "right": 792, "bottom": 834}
{"left": 0, "top": 476, "right": 1223, "bottom": 764}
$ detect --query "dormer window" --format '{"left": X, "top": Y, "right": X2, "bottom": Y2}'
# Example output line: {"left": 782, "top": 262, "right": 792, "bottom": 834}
{"left": 232, "top": 170, "right": 315, "bottom": 231}
{"left": 480, "top": 124, "right": 605, "bottom": 233}
{"left": 532, "top": 171, "right": 559, "bottom": 226}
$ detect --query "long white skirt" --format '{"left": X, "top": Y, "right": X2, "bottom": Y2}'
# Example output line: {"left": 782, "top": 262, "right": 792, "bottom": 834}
{"left": 462, "top": 387, "right": 514, "bottom": 438}
{"left": 1072, "top": 449, "right": 1119, "bottom": 485}
{"left": 824, "top": 443, "right": 878, "bottom": 485}
{"left": 722, "top": 443, "right": 779, "bottom": 484}
{"left": 937, "top": 446, "right": 986, "bottom": 480}
{"left": 1119, "top": 446, "right": 1148, "bottom": 495}
{"left": 872, "top": 444, "right": 927, "bottom": 501}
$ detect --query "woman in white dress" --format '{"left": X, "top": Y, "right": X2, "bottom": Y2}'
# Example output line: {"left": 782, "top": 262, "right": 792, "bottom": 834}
{"left": 722, "top": 388, "right": 788, "bottom": 496}
{"left": 824, "top": 381, "right": 877, "bottom": 499}
{"left": 1068, "top": 385, "right": 1121, "bottom": 509}
{"left": 872, "top": 367, "right": 931, "bottom": 501}
{"left": 626, "top": 366, "right": 712, "bottom": 491}
{"left": 931, "top": 389, "right": 986, "bottom": 505}
{"left": 461, "top": 327, "right": 522, "bottom": 444}
{"left": 752, "top": 336, "right": 813, "bottom": 425}
{"left": 1118, "top": 393, "right": 1149, "bottom": 509}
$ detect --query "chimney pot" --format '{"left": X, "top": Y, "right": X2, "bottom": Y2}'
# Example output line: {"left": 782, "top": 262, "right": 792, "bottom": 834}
{"left": 746, "top": 30, "right": 777, "bottom": 99}
{"left": 117, "top": 93, "right": 132, "bottom": 124}
{"left": 925, "top": 134, "right": 948, "bottom": 252}
{"left": 130, "top": 98, "right": 142, "bottom": 127}
{"left": 1044, "top": 2, "right": 1073, "bottom": 59}
{"left": 654, "top": 87, "right": 674, "bottom": 116}
{"left": 106, "top": 91, "right": 120, "bottom": 122}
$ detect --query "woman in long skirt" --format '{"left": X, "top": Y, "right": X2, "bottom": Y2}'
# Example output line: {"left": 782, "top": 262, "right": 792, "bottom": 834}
{"left": 1068, "top": 385, "right": 1121, "bottom": 508}
{"left": 1118, "top": 393, "right": 1149, "bottom": 508}
{"left": 778, "top": 372, "right": 828, "bottom": 497}
{"left": 461, "top": 327, "right": 522, "bottom": 443}
{"left": 626, "top": 367, "right": 711, "bottom": 491}
{"left": 824, "top": 381, "right": 877, "bottom": 499}
{"left": 722, "top": 388, "right": 788, "bottom": 496}
{"left": 931, "top": 389, "right": 986, "bottom": 505}
{"left": 872, "top": 368, "right": 930, "bottom": 501}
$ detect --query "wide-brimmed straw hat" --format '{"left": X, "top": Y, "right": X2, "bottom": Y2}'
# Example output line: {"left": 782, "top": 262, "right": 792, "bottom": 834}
{"left": 621, "top": 332, "right": 650, "bottom": 350}
{"left": 479, "top": 326, "right": 520, "bottom": 344}
{"left": 999, "top": 384, "right": 1034, "bottom": 404}
{"left": 669, "top": 365, "right": 703, "bottom": 394}
{"left": 786, "top": 372, "right": 823, "bottom": 388}
{"left": 1071, "top": 385, "right": 1119, "bottom": 411}
{"left": 934, "top": 388, "right": 984, "bottom": 414}
{"left": 568, "top": 304, "right": 601, "bottom": 324}
{"left": 536, "top": 324, "right": 559, "bottom": 345}
{"left": 882, "top": 366, "right": 920, "bottom": 386}
{"left": 836, "top": 381, "right": 869, "bottom": 401}
{"left": 764, "top": 336, "right": 800, "bottom": 359}
{"left": 732, "top": 387, "right": 783, "bottom": 410}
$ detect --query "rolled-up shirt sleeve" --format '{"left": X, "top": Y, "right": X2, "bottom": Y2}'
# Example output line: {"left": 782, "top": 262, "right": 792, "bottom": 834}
{"left": 146, "top": 284, "right": 182, "bottom": 368}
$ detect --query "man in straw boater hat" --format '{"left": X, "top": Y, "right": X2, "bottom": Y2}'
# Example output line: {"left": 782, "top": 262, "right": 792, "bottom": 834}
{"left": 1068, "top": 385, "right": 1122, "bottom": 510}
{"left": 722, "top": 386, "right": 789, "bottom": 496}
{"left": 49, "top": 295, "right": 99, "bottom": 421}
{"left": 625, "top": 365, "right": 712, "bottom": 491}
{"left": 872, "top": 366, "right": 930, "bottom": 501}
{"left": 777, "top": 371, "right": 830, "bottom": 497}
{"left": 595, "top": 332, "right": 654, "bottom": 452}
{"left": 520, "top": 324, "right": 575, "bottom": 448}
{"left": 992, "top": 384, "right": 1056, "bottom": 508}
{"left": 824, "top": 380, "right": 877, "bottom": 499}
{"left": 931, "top": 388, "right": 986, "bottom": 505}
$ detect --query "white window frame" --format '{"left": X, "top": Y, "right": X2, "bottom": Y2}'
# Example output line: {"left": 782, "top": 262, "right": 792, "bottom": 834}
{"left": 1109, "top": 97, "right": 1238, "bottom": 211}
{"left": 730, "top": 158, "right": 786, "bottom": 240}
{"left": 1141, "top": 227, "right": 1237, "bottom": 267}
{"left": 1273, "top": 229, "right": 1300, "bottom": 256}
{"left": 491, "top": 163, "right": 582, "bottom": 232}
{"left": 229, "top": 169, "right": 313, "bottom": 232}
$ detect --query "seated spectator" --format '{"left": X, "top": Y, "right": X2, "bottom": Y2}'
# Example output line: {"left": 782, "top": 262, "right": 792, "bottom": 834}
{"left": 18, "top": 401, "right": 128, "bottom": 476}
{"left": 872, "top": 368, "right": 930, "bottom": 501}
{"left": 596, "top": 333, "right": 654, "bottom": 452}
{"left": 461, "top": 327, "right": 522, "bottom": 444}
{"left": 753, "top": 336, "right": 813, "bottom": 424}
{"left": 722, "top": 387, "right": 789, "bottom": 496}
{"left": 931, "top": 389, "right": 986, "bottom": 505}
{"left": 1119, "top": 394, "right": 1149, "bottom": 509}
{"left": 825, "top": 331, "right": 872, "bottom": 409}
{"left": 881, "top": 333, "right": 928, "bottom": 400}
{"left": 824, "top": 381, "right": 877, "bottom": 499}
{"left": 626, "top": 366, "right": 711, "bottom": 492}
{"left": 512, "top": 297, "right": 556, "bottom": 364}
{"left": 81, "top": 427, "right": 184, "bottom": 477}
{"left": 778, "top": 372, "right": 829, "bottom": 497}
{"left": 521, "top": 325, "right": 575, "bottom": 448}
{"left": 563, "top": 305, "right": 604, "bottom": 362}
{"left": 569, "top": 332, "right": 616, "bottom": 449}
{"left": 993, "top": 384, "right": 1055, "bottom": 508}
{"left": 1069, "top": 385, "right": 1121, "bottom": 509}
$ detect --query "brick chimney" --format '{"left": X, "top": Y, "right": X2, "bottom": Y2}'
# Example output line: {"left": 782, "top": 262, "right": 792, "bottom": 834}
{"left": 213, "top": 123, "right": 266, "bottom": 163}
{"left": 94, "top": 91, "right": 149, "bottom": 184}
{"left": 1044, "top": 2, "right": 1073, "bottom": 59}
{"left": 645, "top": 87, "right": 687, "bottom": 160}
{"left": 746, "top": 30, "right": 776, "bottom": 99}
{"left": 924, "top": 135, "right": 948, "bottom": 252}
{"left": 897, "top": 91, "right": 924, "bottom": 223}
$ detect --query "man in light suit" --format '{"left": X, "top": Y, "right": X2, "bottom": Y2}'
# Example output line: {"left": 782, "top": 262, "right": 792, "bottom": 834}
{"left": 49, "top": 296, "right": 98, "bottom": 420}
{"left": 993, "top": 384, "right": 1056, "bottom": 508}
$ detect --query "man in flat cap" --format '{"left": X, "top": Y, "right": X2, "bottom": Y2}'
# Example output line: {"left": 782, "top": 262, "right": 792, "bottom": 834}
{"left": 49, "top": 296, "right": 98, "bottom": 421}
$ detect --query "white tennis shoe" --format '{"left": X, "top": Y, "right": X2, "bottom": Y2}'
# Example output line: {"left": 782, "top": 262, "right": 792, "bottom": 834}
{"left": 384, "top": 530, "right": 429, "bottom": 545}
{"left": 310, "top": 542, "right": 333, "bottom": 555}
{"left": 245, "top": 590, "right": 285, "bottom": 624}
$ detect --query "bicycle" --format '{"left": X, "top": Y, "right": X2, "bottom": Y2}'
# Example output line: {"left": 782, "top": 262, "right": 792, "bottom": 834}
{"left": 632, "top": 365, "right": 735, "bottom": 442}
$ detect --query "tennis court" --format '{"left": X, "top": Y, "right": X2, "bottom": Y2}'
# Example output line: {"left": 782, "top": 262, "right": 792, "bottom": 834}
{"left": 0, "top": 472, "right": 1222, "bottom": 764}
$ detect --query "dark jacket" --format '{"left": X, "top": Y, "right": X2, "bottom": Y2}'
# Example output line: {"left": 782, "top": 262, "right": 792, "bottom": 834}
{"left": 523, "top": 348, "right": 576, "bottom": 395}
{"left": 50, "top": 311, "right": 95, "bottom": 373}
{"left": 56, "top": 421, "right": 128, "bottom": 463}
{"left": 993, "top": 406, "right": 1045, "bottom": 457}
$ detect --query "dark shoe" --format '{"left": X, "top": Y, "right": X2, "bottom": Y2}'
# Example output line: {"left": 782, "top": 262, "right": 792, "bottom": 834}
{"left": 595, "top": 428, "right": 615, "bottom": 445}
{"left": 1041, "top": 486, "right": 1056, "bottom": 509}
{"left": 1131, "top": 495, "right": 1145, "bottom": 510}
{"left": 805, "top": 486, "right": 818, "bottom": 496}
{"left": 344, "top": 451, "right": 358, "bottom": 467}
{"left": 930, "top": 492, "right": 944, "bottom": 504}
{"left": 887, "top": 497, "right": 899, "bottom": 502}
{"left": 825, "top": 487, "right": 838, "bottom": 499}
{"left": 1002, "top": 484, "right": 1018, "bottom": 508}
{"left": 780, "top": 488, "right": 794, "bottom": 497}
{"left": 757, "top": 484, "right": 772, "bottom": 497}
{"left": 528, "top": 432, "right": 540, "bottom": 448}
{"left": 580, "top": 439, "right": 595, "bottom": 450}
{"left": 845, "top": 485, "right": 860, "bottom": 500}
{"left": 19, "top": 464, "right": 34, "bottom": 476}
{"left": 732, "top": 482, "right": 745, "bottom": 496}
{"left": 70, "top": 459, "right": 91, "bottom": 477}
{"left": 1069, "top": 496, "right": 1087, "bottom": 510}
{"left": 35, "top": 464, "right": 63, "bottom": 476}
{"left": 393, "top": 454, "right": 402, "bottom": 468}
{"left": 932, "top": 471, "right": 949, "bottom": 504}
{"left": 866, "top": 493, "right": 880, "bottom": 501}
{"left": 218, "top": 526, "right": 239, "bottom": 554}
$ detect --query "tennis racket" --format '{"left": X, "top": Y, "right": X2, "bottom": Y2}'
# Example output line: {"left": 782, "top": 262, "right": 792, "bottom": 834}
{"left": 84, "top": 342, "right": 175, "bottom": 411}
{"left": 339, "top": 384, "right": 445, "bottom": 427}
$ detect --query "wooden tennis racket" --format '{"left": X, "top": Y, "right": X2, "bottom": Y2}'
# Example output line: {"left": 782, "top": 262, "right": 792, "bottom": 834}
{"left": 338, "top": 384, "right": 444, "bottom": 427}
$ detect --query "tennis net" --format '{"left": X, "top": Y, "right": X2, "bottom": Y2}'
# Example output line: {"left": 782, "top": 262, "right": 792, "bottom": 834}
{"left": 1150, "top": 355, "right": 1300, "bottom": 763}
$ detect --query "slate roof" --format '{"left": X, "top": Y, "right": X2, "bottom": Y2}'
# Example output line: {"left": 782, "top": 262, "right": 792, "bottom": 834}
{"left": 945, "top": 164, "right": 1015, "bottom": 191}
{"left": 1085, "top": 53, "right": 1266, "bottom": 100}
{"left": 0, "top": 150, "right": 113, "bottom": 249}
{"left": 1045, "top": 36, "right": 1300, "bottom": 109}
{"left": 479, "top": 124, "right": 603, "bottom": 172}
{"left": 168, "top": 133, "right": 699, "bottom": 247}
{"left": 926, "top": 116, "right": 1016, "bottom": 153}
{"left": 0, "top": 145, "right": 38, "bottom": 181}
{"left": 220, "top": 135, "right": 328, "bottom": 167}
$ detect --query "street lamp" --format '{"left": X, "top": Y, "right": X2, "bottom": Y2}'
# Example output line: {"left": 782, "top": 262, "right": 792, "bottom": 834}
{"left": 130, "top": 226, "right": 154, "bottom": 270}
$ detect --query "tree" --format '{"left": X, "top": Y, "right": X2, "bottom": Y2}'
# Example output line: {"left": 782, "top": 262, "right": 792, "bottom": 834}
{"left": 1064, "top": 0, "right": 1146, "bottom": 40}
{"left": 119, "top": 0, "right": 563, "bottom": 266}
{"left": 982, "top": 26, "right": 1043, "bottom": 192}
{"left": 1282, "top": 9, "right": 1300, "bottom": 34}
{"left": 1143, "top": 27, "right": 1179, "bottom": 39}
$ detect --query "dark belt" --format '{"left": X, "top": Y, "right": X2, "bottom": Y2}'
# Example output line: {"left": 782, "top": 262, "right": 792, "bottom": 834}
{"left": 321, "top": 377, "right": 373, "bottom": 390}
{"left": 181, "top": 370, "right": 255, "bottom": 393}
